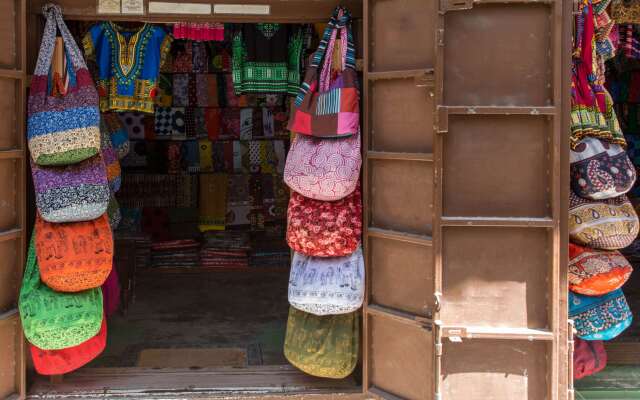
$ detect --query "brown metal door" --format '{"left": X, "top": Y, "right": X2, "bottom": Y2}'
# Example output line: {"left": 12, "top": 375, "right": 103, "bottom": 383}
{"left": 363, "top": 1, "right": 572, "bottom": 399}
{"left": 0, "top": 1, "right": 27, "bottom": 399}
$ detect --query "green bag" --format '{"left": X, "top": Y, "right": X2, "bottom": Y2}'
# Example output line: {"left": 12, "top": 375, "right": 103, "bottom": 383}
{"left": 19, "top": 235, "right": 103, "bottom": 350}
{"left": 284, "top": 306, "right": 359, "bottom": 379}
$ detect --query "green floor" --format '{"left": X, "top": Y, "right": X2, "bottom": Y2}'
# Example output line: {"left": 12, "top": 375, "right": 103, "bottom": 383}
{"left": 576, "top": 365, "right": 640, "bottom": 399}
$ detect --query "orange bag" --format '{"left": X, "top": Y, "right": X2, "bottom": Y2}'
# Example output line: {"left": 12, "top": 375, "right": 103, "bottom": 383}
{"left": 35, "top": 213, "right": 113, "bottom": 292}
{"left": 569, "top": 243, "right": 633, "bottom": 296}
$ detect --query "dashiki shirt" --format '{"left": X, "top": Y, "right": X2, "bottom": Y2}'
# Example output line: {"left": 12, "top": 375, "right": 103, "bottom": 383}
{"left": 232, "top": 24, "right": 303, "bottom": 95}
{"left": 83, "top": 22, "right": 172, "bottom": 114}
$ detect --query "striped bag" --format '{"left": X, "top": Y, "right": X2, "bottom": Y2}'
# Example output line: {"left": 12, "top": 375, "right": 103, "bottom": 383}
{"left": 28, "top": 4, "right": 100, "bottom": 166}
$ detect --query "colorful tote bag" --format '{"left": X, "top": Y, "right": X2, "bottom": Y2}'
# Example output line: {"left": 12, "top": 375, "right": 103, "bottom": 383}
{"left": 284, "top": 307, "right": 359, "bottom": 378}
{"left": 19, "top": 236, "right": 103, "bottom": 350}
{"left": 284, "top": 132, "right": 361, "bottom": 201}
{"left": 569, "top": 192, "right": 639, "bottom": 250}
{"left": 569, "top": 243, "right": 633, "bottom": 296}
{"left": 288, "top": 247, "right": 364, "bottom": 316}
{"left": 287, "top": 185, "right": 362, "bottom": 257}
{"left": 574, "top": 337, "right": 607, "bottom": 380}
{"left": 287, "top": 6, "right": 359, "bottom": 138}
{"left": 30, "top": 318, "right": 106, "bottom": 376}
{"left": 569, "top": 289, "right": 632, "bottom": 340}
{"left": 570, "top": 137, "right": 636, "bottom": 200}
{"left": 28, "top": 4, "right": 100, "bottom": 166}
{"left": 102, "top": 112, "right": 129, "bottom": 159}
{"left": 31, "top": 153, "right": 110, "bottom": 223}
{"left": 35, "top": 213, "right": 113, "bottom": 292}
{"left": 100, "top": 116, "right": 122, "bottom": 193}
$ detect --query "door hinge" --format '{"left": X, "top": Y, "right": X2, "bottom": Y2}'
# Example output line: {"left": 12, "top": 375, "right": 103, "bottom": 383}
{"left": 568, "top": 320, "right": 576, "bottom": 400}
{"left": 441, "top": 0, "right": 474, "bottom": 12}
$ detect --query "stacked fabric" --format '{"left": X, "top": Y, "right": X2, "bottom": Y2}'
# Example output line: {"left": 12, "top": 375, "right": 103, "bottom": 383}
{"left": 249, "top": 230, "right": 290, "bottom": 268}
{"left": 200, "top": 231, "right": 250, "bottom": 268}
{"left": 150, "top": 239, "right": 201, "bottom": 269}
{"left": 568, "top": 1, "right": 640, "bottom": 381}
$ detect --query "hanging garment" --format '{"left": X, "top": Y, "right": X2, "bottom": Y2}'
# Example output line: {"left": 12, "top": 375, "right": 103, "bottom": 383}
{"left": 287, "top": 185, "right": 361, "bottom": 257}
{"left": 19, "top": 236, "right": 103, "bottom": 350}
{"left": 570, "top": 289, "right": 632, "bottom": 340}
{"left": 83, "top": 22, "right": 172, "bottom": 113}
{"left": 570, "top": 137, "right": 636, "bottom": 200}
{"left": 30, "top": 318, "right": 107, "bottom": 376}
{"left": 288, "top": 6, "right": 359, "bottom": 138}
{"left": 284, "top": 307, "right": 359, "bottom": 379}
{"left": 28, "top": 5, "right": 100, "bottom": 166}
{"left": 288, "top": 247, "right": 364, "bottom": 315}
{"left": 569, "top": 192, "right": 639, "bottom": 250}
{"left": 574, "top": 337, "right": 607, "bottom": 380}
{"left": 232, "top": 24, "right": 304, "bottom": 95}
{"left": 172, "top": 40, "right": 194, "bottom": 73}
{"left": 35, "top": 213, "right": 113, "bottom": 292}
{"left": 32, "top": 154, "right": 110, "bottom": 223}
{"left": 199, "top": 173, "right": 228, "bottom": 231}
{"left": 173, "top": 22, "right": 224, "bottom": 41}
{"left": 284, "top": 132, "right": 361, "bottom": 201}
{"left": 569, "top": 243, "right": 633, "bottom": 296}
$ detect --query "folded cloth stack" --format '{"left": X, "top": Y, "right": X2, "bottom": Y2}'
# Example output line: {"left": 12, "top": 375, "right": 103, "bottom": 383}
{"left": 150, "top": 239, "right": 201, "bottom": 268}
{"left": 200, "top": 231, "right": 250, "bottom": 268}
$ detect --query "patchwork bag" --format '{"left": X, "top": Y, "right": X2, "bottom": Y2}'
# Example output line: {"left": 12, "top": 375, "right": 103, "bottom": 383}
{"left": 574, "top": 337, "right": 607, "bottom": 380}
{"left": 100, "top": 116, "right": 122, "bottom": 193}
{"left": 569, "top": 243, "right": 633, "bottom": 296}
{"left": 288, "top": 247, "right": 364, "bottom": 315}
{"left": 284, "top": 132, "right": 361, "bottom": 201}
{"left": 569, "top": 289, "right": 632, "bottom": 340}
{"left": 102, "top": 112, "right": 129, "bottom": 159}
{"left": 287, "top": 184, "right": 362, "bottom": 257}
{"left": 28, "top": 4, "right": 100, "bottom": 166}
{"left": 31, "top": 154, "right": 110, "bottom": 223}
{"left": 570, "top": 137, "right": 636, "bottom": 200}
{"left": 284, "top": 307, "right": 359, "bottom": 378}
{"left": 569, "top": 192, "right": 639, "bottom": 250}
{"left": 35, "top": 213, "right": 113, "bottom": 292}
{"left": 19, "top": 236, "right": 103, "bottom": 350}
{"left": 30, "top": 318, "right": 106, "bottom": 376}
{"left": 287, "top": 6, "right": 359, "bottom": 138}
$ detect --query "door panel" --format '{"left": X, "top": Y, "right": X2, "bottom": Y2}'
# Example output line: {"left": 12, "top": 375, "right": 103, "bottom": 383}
{"left": 0, "top": 0, "right": 26, "bottom": 399}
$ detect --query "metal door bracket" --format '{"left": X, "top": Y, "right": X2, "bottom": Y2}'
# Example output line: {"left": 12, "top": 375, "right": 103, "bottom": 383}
{"left": 436, "top": 106, "right": 449, "bottom": 134}
{"left": 442, "top": 326, "right": 469, "bottom": 342}
{"left": 441, "top": 0, "right": 474, "bottom": 12}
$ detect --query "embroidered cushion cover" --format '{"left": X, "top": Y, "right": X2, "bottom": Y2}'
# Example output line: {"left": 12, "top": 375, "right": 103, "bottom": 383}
{"left": 570, "top": 137, "right": 636, "bottom": 200}
{"left": 569, "top": 289, "right": 632, "bottom": 340}
{"left": 28, "top": 5, "right": 100, "bottom": 166}
{"left": 35, "top": 213, "right": 113, "bottom": 292}
{"left": 288, "top": 247, "right": 364, "bottom": 316}
{"left": 20, "top": 236, "right": 103, "bottom": 350}
{"left": 569, "top": 192, "right": 639, "bottom": 250}
{"left": 30, "top": 318, "right": 106, "bottom": 375}
{"left": 284, "top": 307, "right": 358, "bottom": 379}
{"left": 287, "top": 185, "right": 361, "bottom": 257}
{"left": 284, "top": 132, "right": 361, "bottom": 201}
{"left": 31, "top": 154, "right": 110, "bottom": 223}
{"left": 573, "top": 337, "right": 607, "bottom": 380}
{"left": 569, "top": 243, "right": 633, "bottom": 296}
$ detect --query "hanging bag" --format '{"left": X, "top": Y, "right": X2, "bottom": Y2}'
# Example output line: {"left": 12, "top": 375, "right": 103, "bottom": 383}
{"left": 28, "top": 4, "right": 100, "bottom": 166}
{"left": 287, "top": 185, "right": 362, "bottom": 257}
{"left": 569, "top": 243, "right": 633, "bottom": 296}
{"left": 569, "top": 289, "right": 632, "bottom": 340}
{"left": 35, "top": 214, "right": 113, "bottom": 292}
{"left": 288, "top": 247, "right": 364, "bottom": 316}
{"left": 19, "top": 236, "right": 103, "bottom": 350}
{"left": 574, "top": 337, "right": 607, "bottom": 380}
{"left": 287, "top": 6, "right": 359, "bottom": 138}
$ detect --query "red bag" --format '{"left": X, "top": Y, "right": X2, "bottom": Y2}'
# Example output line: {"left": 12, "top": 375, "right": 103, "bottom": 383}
{"left": 574, "top": 337, "right": 607, "bottom": 380}
{"left": 286, "top": 184, "right": 361, "bottom": 257}
{"left": 30, "top": 318, "right": 107, "bottom": 375}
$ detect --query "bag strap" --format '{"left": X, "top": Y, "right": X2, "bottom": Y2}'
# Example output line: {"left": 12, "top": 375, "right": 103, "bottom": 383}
{"left": 310, "top": 6, "right": 355, "bottom": 71}
{"left": 34, "top": 4, "right": 88, "bottom": 77}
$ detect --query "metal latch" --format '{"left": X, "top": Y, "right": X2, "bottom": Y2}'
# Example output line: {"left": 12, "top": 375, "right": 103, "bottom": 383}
{"left": 441, "top": 0, "right": 474, "bottom": 12}
{"left": 442, "top": 326, "right": 469, "bottom": 342}
{"left": 436, "top": 106, "right": 449, "bottom": 134}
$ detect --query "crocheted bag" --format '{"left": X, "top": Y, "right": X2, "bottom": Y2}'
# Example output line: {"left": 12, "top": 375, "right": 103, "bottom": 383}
{"left": 287, "top": 184, "right": 361, "bottom": 257}
{"left": 27, "top": 4, "right": 100, "bottom": 166}
{"left": 30, "top": 318, "right": 106, "bottom": 376}
{"left": 569, "top": 243, "right": 633, "bottom": 296}
{"left": 574, "top": 337, "right": 607, "bottom": 380}
{"left": 284, "top": 132, "right": 361, "bottom": 201}
{"left": 19, "top": 236, "right": 103, "bottom": 350}
{"left": 569, "top": 192, "right": 639, "bottom": 250}
{"left": 284, "top": 307, "right": 359, "bottom": 378}
{"left": 288, "top": 247, "right": 364, "bottom": 316}
{"left": 35, "top": 213, "right": 113, "bottom": 292}
{"left": 570, "top": 137, "right": 636, "bottom": 200}
{"left": 287, "top": 6, "right": 359, "bottom": 138}
{"left": 569, "top": 289, "right": 632, "bottom": 340}
{"left": 31, "top": 153, "right": 110, "bottom": 223}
